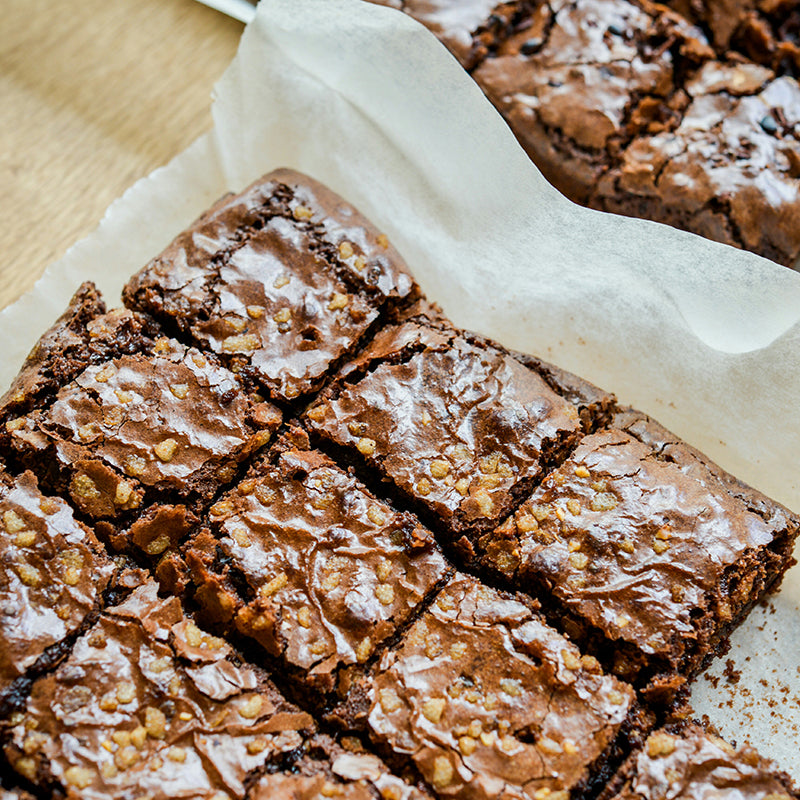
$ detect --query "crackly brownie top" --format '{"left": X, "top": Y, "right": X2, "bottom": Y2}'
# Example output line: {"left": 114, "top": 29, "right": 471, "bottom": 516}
{"left": 0, "top": 283, "right": 159, "bottom": 423}
{"left": 123, "top": 169, "right": 416, "bottom": 402}
{"left": 305, "top": 321, "right": 584, "bottom": 538}
{"left": 249, "top": 736, "right": 432, "bottom": 800}
{"left": 6, "top": 580, "right": 314, "bottom": 800}
{"left": 366, "top": 573, "right": 636, "bottom": 799}
{"left": 0, "top": 469, "right": 113, "bottom": 692}
{"left": 481, "top": 423, "right": 792, "bottom": 666}
{"left": 600, "top": 723, "right": 798, "bottom": 800}
{"left": 188, "top": 441, "right": 448, "bottom": 693}
{"left": 10, "top": 336, "right": 281, "bottom": 516}
{"left": 600, "top": 65, "right": 800, "bottom": 266}
{"left": 474, "top": 0, "right": 697, "bottom": 154}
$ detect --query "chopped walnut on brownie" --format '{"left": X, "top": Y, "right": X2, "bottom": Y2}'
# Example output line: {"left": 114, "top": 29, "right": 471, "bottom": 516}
{"left": 303, "top": 318, "right": 613, "bottom": 550}
{"left": 186, "top": 427, "right": 450, "bottom": 699}
{"left": 249, "top": 735, "right": 433, "bottom": 800}
{"left": 478, "top": 409, "right": 798, "bottom": 700}
{"left": 0, "top": 468, "right": 114, "bottom": 713}
{"left": 342, "top": 573, "right": 648, "bottom": 800}
{"left": 1, "top": 286, "right": 281, "bottom": 563}
{"left": 5, "top": 580, "right": 314, "bottom": 800}
{"left": 123, "top": 169, "right": 418, "bottom": 403}
{"left": 598, "top": 722, "right": 799, "bottom": 800}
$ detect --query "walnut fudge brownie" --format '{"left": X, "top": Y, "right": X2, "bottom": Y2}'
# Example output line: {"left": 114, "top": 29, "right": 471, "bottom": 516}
{"left": 0, "top": 468, "right": 114, "bottom": 713}
{"left": 123, "top": 169, "right": 418, "bottom": 404}
{"left": 478, "top": 410, "right": 798, "bottom": 698}
{"left": 371, "top": 0, "right": 800, "bottom": 267}
{"left": 347, "top": 573, "right": 648, "bottom": 800}
{"left": 303, "top": 318, "right": 613, "bottom": 549}
{"left": 186, "top": 427, "right": 450, "bottom": 699}
{"left": 5, "top": 580, "right": 314, "bottom": 800}
{"left": 598, "top": 722, "right": 799, "bottom": 800}
{"left": 2, "top": 285, "right": 282, "bottom": 560}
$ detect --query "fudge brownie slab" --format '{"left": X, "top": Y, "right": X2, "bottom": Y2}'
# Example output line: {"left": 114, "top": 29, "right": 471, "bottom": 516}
{"left": 5, "top": 579, "right": 314, "bottom": 800}
{"left": 598, "top": 722, "right": 799, "bottom": 800}
{"left": 187, "top": 432, "right": 450, "bottom": 697}
{"left": 0, "top": 469, "right": 113, "bottom": 709}
{"left": 123, "top": 169, "right": 417, "bottom": 403}
{"left": 357, "top": 573, "right": 643, "bottom": 800}
{"left": 304, "top": 320, "right": 598, "bottom": 545}
{"left": 479, "top": 412, "right": 798, "bottom": 694}
{"left": 6, "top": 329, "right": 281, "bottom": 555}
{"left": 248, "top": 735, "right": 432, "bottom": 800}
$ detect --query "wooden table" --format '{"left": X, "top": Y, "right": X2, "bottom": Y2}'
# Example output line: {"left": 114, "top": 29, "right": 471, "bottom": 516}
{"left": 1, "top": 0, "right": 243, "bottom": 310}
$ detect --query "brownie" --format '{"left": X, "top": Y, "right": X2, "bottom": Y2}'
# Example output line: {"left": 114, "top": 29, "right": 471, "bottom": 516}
{"left": 664, "top": 0, "right": 800, "bottom": 74}
{"left": 186, "top": 428, "right": 450, "bottom": 698}
{"left": 478, "top": 410, "right": 798, "bottom": 698}
{"left": 122, "top": 169, "right": 418, "bottom": 403}
{"left": 3, "top": 294, "right": 282, "bottom": 559}
{"left": 0, "top": 282, "right": 160, "bottom": 423}
{"left": 378, "top": 0, "right": 800, "bottom": 267}
{"left": 350, "top": 572, "right": 647, "bottom": 799}
{"left": 5, "top": 579, "right": 315, "bottom": 800}
{"left": 303, "top": 318, "right": 613, "bottom": 547}
{"left": 249, "top": 735, "right": 432, "bottom": 799}
{"left": 0, "top": 468, "right": 114, "bottom": 712}
{"left": 598, "top": 722, "right": 799, "bottom": 800}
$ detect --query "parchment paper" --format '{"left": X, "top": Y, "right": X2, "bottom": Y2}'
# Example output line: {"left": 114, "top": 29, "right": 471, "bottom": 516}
{"left": 2, "top": 0, "right": 799, "bottom": 777}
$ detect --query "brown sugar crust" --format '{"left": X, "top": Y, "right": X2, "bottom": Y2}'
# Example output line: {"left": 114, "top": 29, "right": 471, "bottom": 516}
{"left": 479, "top": 410, "right": 798, "bottom": 694}
{"left": 303, "top": 319, "right": 606, "bottom": 544}
{"left": 360, "top": 573, "right": 643, "bottom": 799}
{"left": 598, "top": 722, "right": 799, "bottom": 800}
{"left": 0, "top": 469, "right": 114, "bottom": 704}
{"left": 4, "top": 580, "right": 314, "bottom": 800}
{"left": 122, "top": 169, "right": 418, "bottom": 403}
{"left": 186, "top": 439, "right": 450, "bottom": 698}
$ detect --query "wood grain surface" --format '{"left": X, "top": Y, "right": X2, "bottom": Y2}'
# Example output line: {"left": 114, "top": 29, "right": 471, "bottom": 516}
{"left": 0, "top": 0, "right": 243, "bottom": 311}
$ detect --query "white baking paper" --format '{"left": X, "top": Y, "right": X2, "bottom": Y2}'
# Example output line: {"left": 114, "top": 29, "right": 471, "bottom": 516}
{"left": 2, "top": 0, "right": 799, "bottom": 777}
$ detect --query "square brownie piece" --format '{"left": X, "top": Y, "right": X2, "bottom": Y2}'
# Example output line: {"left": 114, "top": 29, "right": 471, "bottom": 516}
{"left": 598, "top": 722, "right": 799, "bottom": 800}
{"left": 351, "top": 573, "right": 646, "bottom": 800}
{"left": 123, "top": 169, "right": 418, "bottom": 403}
{"left": 478, "top": 410, "right": 799, "bottom": 699}
{"left": 186, "top": 427, "right": 450, "bottom": 698}
{"left": 249, "top": 735, "right": 432, "bottom": 800}
{"left": 0, "top": 469, "right": 114, "bottom": 712}
{"left": 303, "top": 319, "right": 612, "bottom": 548}
{"left": 5, "top": 579, "right": 314, "bottom": 800}
{"left": 3, "top": 291, "right": 282, "bottom": 559}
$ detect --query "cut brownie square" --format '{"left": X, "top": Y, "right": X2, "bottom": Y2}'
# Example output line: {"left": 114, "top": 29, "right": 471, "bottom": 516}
{"left": 5, "top": 579, "right": 314, "bottom": 800}
{"left": 186, "top": 427, "right": 450, "bottom": 698}
{"left": 349, "top": 573, "right": 647, "bottom": 800}
{"left": 303, "top": 318, "right": 613, "bottom": 549}
{"left": 249, "top": 735, "right": 432, "bottom": 800}
{"left": 0, "top": 468, "right": 114, "bottom": 713}
{"left": 598, "top": 722, "right": 799, "bottom": 800}
{"left": 122, "top": 169, "right": 418, "bottom": 404}
{"left": 478, "top": 409, "right": 798, "bottom": 699}
{"left": 3, "top": 289, "right": 282, "bottom": 561}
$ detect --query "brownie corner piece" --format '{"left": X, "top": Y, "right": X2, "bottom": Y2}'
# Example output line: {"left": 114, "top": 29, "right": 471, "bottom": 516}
{"left": 478, "top": 410, "right": 799, "bottom": 698}
{"left": 122, "top": 168, "right": 419, "bottom": 403}
{"left": 0, "top": 467, "right": 114, "bottom": 712}
{"left": 599, "top": 721, "right": 799, "bottom": 800}
{"left": 186, "top": 433, "right": 451, "bottom": 699}
{"left": 303, "top": 320, "right": 594, "bottom": 545}
{"left": 359, "top": 572, "right": 646, "bottom": 799}
{"left": 5, "top": 578, "right": 314, "bottom": 800}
